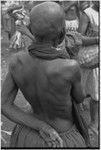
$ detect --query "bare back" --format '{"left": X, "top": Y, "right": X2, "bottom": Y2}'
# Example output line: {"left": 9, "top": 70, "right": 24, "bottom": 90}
{"left": 10, "top": 51, "right": 83, "bottom": 131}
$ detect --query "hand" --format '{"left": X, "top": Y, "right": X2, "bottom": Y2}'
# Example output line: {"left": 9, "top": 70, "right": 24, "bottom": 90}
{"left": 39, "top": 125, "right": 63, "bottom": 148}
{"left": 16, "top": 24, "right": 35, "bottom": 41}
{"left": 16, "top": 24, "right": 30, "bottom": 36}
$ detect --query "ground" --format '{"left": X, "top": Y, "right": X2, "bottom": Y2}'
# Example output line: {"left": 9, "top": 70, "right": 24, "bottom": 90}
{"left": 1, "top": 29, "right": 99, "bottom": 148}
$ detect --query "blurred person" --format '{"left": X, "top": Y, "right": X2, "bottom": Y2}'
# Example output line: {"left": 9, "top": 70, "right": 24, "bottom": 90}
{"left": 78, "top": 1, "right": 99, "bottom": 139}
{"left": 62, "top": 1, "right": 80, "bottom": 57}
{"left": 62, "top": 1, "right": 99, "bottom": 116}
{"left": 63, "top": 1, "right": 80, "bottom": 32}
{"left": 4, "top": 1, "right": 21, "bottom": 41}
{"left": 1, "top": 2, "right": 12, "bottom": 40}
{"left": 57, "top": 1, "right": 80, "bottom": 52}
{"left": 7, "top": 2, "right": 31, "bottom": 51}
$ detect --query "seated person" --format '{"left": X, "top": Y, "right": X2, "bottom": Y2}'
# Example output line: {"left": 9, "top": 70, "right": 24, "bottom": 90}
{"left": 2, "top": 2, "right": 98, "bottom": 148}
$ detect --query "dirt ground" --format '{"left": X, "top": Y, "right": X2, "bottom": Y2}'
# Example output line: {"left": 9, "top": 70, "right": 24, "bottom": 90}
{"left": 1, "top": 29, "right": 99, "bottom": 148}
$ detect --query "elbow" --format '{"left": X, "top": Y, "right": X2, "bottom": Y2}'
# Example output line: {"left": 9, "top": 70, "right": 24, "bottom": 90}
{"left": 1, "top": 104, "right": 6, "bottom": 116}
{"left": 73, "top": 97, "right": 83, "bottom": 104}
{"left": 1, "top": 102, "right": 8, "bottom": 115}
{"left": 1, "top": 101, "right": 12, "bottom": 116}
{"left": 77, "top": 94, "right": 86, "bottom": 104}
{"left": 76, "top": 97, "right": 85, "bottom": 104}
{"left": 73, "top": 93, "right": 86, "bottom": 104}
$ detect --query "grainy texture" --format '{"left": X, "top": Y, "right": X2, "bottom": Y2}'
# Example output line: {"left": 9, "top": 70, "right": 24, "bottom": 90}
{"left": 1, "top": 29, "right": 99, "bottom": 148}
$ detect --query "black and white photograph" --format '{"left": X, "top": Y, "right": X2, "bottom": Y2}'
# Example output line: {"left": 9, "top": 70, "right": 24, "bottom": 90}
{"left": 1, "top": 0, "right": 100, "bottom": 148}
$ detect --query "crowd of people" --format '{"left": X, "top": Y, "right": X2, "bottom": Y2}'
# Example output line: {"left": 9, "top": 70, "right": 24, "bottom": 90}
{"left": 1, "top": 0, "right": 99, "bottom": 148}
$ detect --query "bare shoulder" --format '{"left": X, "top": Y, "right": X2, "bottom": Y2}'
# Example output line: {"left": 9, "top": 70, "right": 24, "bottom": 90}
{"left": 9, "top": 51, "right": 29, "bottom": 71}
{"left": 64, "top": 59, "right": 80, "bottom": 72}
{"left": 81, "top": 12, "right": 89, "bottom": 23}
{"left": 62, "top": 59, "right": 81, "bottom": 81}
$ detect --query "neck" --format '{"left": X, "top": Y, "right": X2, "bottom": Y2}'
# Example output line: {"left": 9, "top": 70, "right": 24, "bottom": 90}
{"left": 35, "top": 40, "right": 58, "bottom": 48}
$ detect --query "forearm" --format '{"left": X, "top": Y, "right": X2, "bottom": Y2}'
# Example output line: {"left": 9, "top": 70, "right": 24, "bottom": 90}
{"left": 82, "top": 36, "right": 99, "bottom": 46}
{"left": 80, "top": 63, "right": 99, "bottom": 69}
{"left": 17, "top": 24, "right": 36, "bottom": 41}
{"left": 27, "top": 32, "right": 35, "bottom": 41}
{"left": 2, "top": 103, "right": 48, "bottom": 131}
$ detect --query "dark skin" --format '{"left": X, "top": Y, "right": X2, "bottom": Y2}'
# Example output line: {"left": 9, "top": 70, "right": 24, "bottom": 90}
{"left": 2, "top": 2, "right": 99, "bottom": 145}
{"left": 1, "top": 43, "right": 85, "bottom": 147}
{"left": 65, "top": 5, "right": 78, "bottom": 20}
{"left": 16, "top": 24, "right": 99, "bottom": 70}
{"left": 16, "top": 22, "right": 99, "bottom": 70}
{"left": 16, "top": 24, "right": 99, "bottom": 71}
{"left": 92, "top": 1, "right": 99, "bottom": 12}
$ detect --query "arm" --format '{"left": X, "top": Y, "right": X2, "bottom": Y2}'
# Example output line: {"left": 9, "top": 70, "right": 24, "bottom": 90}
{"left": 7, "top": 5, "right": 22, "bottom": 15}
{"left": 80, "top": 63, "right": 99, "bottom": 69}
{"left": 78, "top": 12, "right": 89, "bottom": 35}
{"left": 70, "top": 61, "right": 86, "bottom": 103}
{"left": 1, "top": 71, "right": 48, "bottom": 131}
{"left": 78, "top": 12, "right": 99, "bottom": 46}
{"left": 82, "top": 36, "right": 99, "bottom": 46}
{"left": 1, "top": 60, "right": 63, "bottom": 147}
{"left": 16, "top": 24, "right": 35, "bottom": 41}
{"left": 7, "top": 5, "right": 22, "bottom": 20}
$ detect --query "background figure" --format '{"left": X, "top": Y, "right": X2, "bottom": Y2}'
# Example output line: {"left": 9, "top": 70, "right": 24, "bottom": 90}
{"left": 63, "top": 1, "right": 81, "bottom": 58}
{"left": 57, "top": 1, "right": 80, "bottom": 52}
{"left": 22, "top": 1, "right": 35, "bottom": 50}
{"left": 7, "top": 2, "right": 31, "bottom": 51}
{"left": 63, "top": 1, "right": 85, "bottom": 111}
{"left": 78, "top": 0, "right": 99, "bottom": 142}
{"left": 6, "top": 1, "right": 20, "bottom": 41}
{"left": 64, "top": 1, "right": 80, "bottom": 32}
{"left": 1, "top": 2, "right": 12, "bottom": 40}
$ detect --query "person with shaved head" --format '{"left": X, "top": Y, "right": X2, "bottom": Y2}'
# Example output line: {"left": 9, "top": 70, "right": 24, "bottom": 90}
{"left": 2, "top": 2, "right": 90, "bottom": 148}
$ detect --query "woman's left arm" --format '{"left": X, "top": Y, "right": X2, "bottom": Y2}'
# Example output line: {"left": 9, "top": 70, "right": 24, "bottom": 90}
{"left": 82, "top": 36, "right": 99, "bottom": 46}
{"left": 16, "top": 24, "right": 35, "bottom": 41}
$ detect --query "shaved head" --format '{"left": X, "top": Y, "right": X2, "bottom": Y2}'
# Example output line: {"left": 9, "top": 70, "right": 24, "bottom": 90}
{"left": 29, "top": 2, "right": 65, "bottom": 43}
